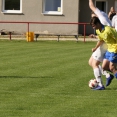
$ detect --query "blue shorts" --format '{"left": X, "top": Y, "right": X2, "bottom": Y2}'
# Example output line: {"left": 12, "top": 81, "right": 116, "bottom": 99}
{"left": 104, "top": 51, "right": 117, "bottom": 63}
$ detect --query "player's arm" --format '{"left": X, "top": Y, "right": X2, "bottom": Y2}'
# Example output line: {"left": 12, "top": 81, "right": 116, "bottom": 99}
{"left": 89, "top": 0, "right": 96, "bottom": 12}
{"left": 92, "top": 40, "right": 104, "bottom": 52}
{"left": 89, "top": 34, "right": 97, "bottom": 38}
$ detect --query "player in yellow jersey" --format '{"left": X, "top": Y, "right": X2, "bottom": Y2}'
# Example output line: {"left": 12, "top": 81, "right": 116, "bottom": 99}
{"left": 90, "top": 16, "right": 117, "bottom": 90}
{"left": 89, "top": 0, "right": 113, "bottom": 89}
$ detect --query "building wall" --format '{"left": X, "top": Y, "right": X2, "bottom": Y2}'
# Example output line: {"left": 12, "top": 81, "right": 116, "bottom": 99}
{"left": 0, "top": 0, "right": 79, "bottom": 35}
{"left": 0, "top": 0, "right": 116, "bottom": 35}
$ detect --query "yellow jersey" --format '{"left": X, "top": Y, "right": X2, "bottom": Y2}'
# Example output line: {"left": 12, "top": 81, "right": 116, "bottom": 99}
{"left": 96, "top": 26, "right": 117, "bottom": 53}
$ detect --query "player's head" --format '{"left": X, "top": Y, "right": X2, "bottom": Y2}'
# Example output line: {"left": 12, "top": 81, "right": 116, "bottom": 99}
{"left": 90, "top": 16, "right": 102, "bottom": 29}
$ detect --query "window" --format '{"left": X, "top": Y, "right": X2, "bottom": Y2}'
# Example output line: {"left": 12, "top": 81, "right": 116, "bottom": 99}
{"left": 43, "top": 0, "right": 63, "bottom": 15}
{"left": 2, "top": 0, "right": 22, "bottom": 13}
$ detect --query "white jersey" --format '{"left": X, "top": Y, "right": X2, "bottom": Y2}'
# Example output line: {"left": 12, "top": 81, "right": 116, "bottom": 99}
{"left": 94, "top": 8, "right": 112, "bottom": 26}
{"left": 112, "top": 15, "right": 117, "bottom": 31}
{"left": 92, "top": 8, "right": 111, "bottom": 62}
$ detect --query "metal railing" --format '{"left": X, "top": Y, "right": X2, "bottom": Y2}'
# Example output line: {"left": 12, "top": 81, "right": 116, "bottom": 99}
{"left": 0, "top": 21, "right": 89, "bottom": 42}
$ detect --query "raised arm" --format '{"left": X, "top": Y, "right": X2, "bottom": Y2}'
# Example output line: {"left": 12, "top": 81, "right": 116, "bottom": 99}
{"left": 89, "top": 0, "right": 96, "bottom": 12}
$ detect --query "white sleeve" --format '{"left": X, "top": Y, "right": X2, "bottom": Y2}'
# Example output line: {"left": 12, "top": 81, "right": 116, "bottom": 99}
{"left": 112, "top": 16, "right": 115, "bottom": 27}
{"left": 94, "top": 8, "right": 103, "bottom": 18}
{"left": 94, "top": 8, "right": 112, "bottom": 26}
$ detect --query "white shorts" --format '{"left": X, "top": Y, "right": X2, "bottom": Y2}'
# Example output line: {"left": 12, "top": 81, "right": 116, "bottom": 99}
{"left": 92, "top": 42, "right": 107, "bottom": 62}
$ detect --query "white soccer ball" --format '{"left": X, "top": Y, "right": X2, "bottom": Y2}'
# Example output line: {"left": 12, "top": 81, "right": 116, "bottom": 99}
{"left": 89, "top": 79, "right": 98, "bottom": 89}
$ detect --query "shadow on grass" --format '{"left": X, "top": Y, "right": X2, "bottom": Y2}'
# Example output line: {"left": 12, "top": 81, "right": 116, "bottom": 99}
{"left": 0, "top": 76, "right": 54, "bottom": 79}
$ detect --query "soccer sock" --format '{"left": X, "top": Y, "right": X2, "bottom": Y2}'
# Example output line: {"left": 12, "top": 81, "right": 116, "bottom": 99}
{"left": 98, "top": 65, "right": 103, "bottom": 75}
{"left": 98, "top": 65, "right": 111, "bottom": 78}
{"left": 93, "top": 67, "right": 103, "bottom": 87}
{"left": 103, "top": 70, "right": 110, "bottom": 78}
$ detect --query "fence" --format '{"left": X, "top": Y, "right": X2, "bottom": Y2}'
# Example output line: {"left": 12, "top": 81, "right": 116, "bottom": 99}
{"left": 0, "top": 21, "right": 89, "bottom": 42}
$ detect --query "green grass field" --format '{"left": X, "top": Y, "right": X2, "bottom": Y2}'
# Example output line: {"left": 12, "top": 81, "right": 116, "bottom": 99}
{"left": 0, "top": 40, "right": 117, "bottom": 117}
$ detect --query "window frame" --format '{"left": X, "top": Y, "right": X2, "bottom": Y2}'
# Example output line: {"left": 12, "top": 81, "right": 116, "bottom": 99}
{"left": 2, "top": 0, "right": 22, "bottom": 14}
{"left": 42, "top": 0, "right": 63, "bottom": 15}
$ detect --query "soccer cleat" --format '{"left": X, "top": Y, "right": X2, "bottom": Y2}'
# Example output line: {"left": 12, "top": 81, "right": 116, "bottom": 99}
{"left": 106, "top": 74, "right": 114, "bottom": 87}
{"left": 93, "top": 85, "right": 105, "bottom": 90}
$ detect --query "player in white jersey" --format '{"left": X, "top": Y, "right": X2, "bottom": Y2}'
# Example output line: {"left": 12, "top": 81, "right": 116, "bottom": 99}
{"left": 112, "top": 14, "right": 117, "bottom": 31}
{"left": 88, "top": 0, "right": 113, "bottom": 90}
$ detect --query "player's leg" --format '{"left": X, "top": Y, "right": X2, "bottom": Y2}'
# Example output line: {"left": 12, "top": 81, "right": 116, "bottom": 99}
{"left": 101, "top": 68, "right": 114, "bottom": 86}
{"left": 88, "top": 56, "right": 93, "bottom": 67}
{"left": 91, "top": 58, "right": 104, "bottom": 88}
{"left": 109, "top": 62, "right": 117, "bottom": 80}
{"left": 98, "top": 43, "right": 114, "bottom": 84}
{"left": 102, "top": 51, "right": 114, "bottom": 86}
{"left": 89, "top": 49, "right": 105, "bottom": 89}
{"left": 98, "top": 65, "right": 110, "bottom": 78}
{"left": 89, "top": 56, "right": 103, "bottom": 87}
{"left": 108, "top": 52, "right": 117, "bottom": 79}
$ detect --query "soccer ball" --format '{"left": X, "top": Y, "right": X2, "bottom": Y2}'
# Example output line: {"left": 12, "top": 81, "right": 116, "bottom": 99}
{"left": 88, "top": 79, "right": 98, "bottom": 89}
